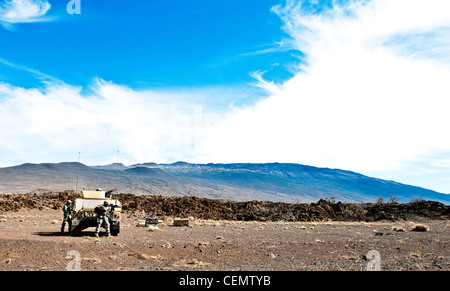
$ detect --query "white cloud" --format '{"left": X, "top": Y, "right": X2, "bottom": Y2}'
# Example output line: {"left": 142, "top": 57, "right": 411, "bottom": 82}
{"left": 0, "top": 0, "right": 51, "bottom": 29}
{"left": 0, "top": 79, "right": 202, "bottom": 165}
{"left": 0, "top": 55, "right": 269, "bottom": 166}
{"left": 197, "top": 0, "right": 450, "bottom": 180}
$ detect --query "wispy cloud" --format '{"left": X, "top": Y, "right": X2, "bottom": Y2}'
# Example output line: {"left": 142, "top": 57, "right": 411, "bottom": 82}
{"left": 196, "top": 0, "right": 450, "bottom": 192}
{"left": 0, "top": 78, "right": 225, "bottom": 166}
{"left": 385, "top": 27, "right": 450, "bottom": 63}
{"left": 0, "top": 0, "right": 51, "bottom": 29}
{"left": 0, "top": 57, "right": 61, "bottom": 84}
{"left": 240, "top": 40, "right": 294, "bottom": 57}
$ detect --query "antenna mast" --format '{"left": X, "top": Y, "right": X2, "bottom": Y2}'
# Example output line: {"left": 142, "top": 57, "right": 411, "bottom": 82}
{"left": 75, "top": 152, "right": 80, "bottom": 194}
{"left": 116, "top": 150, "right": 119, "bottom": 194}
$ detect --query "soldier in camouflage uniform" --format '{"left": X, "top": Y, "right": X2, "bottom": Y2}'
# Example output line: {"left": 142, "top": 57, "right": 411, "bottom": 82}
{"left": 61, "top": 200, "right": 72, "bottom": 233}
{"left": 95, "top": 201, "right": 111, "bottom": 237}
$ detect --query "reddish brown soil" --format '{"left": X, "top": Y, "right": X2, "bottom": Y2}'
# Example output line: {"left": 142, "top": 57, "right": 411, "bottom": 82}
{"left": 0, "top": 192, "right": 448, "bottom": 271}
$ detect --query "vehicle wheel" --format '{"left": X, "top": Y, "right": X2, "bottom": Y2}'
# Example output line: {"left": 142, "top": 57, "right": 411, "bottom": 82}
{"left": 111, "top": 223, "right": 120, "bottom": 236}
{"left": 70, "top": 225, "right": 82, "bottom": 236}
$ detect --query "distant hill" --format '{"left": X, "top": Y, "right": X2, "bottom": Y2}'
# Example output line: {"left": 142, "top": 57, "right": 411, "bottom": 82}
{"left": 0, "top": 162, "right": 448, "bottom": 204}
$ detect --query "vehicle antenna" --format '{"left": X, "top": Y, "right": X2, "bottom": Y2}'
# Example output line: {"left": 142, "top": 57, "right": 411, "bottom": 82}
{"left": 76, "top": 152, "right": 80, "bottom": 194}
{"left": 116, "top": 150, "right": 119, "bottom": 194}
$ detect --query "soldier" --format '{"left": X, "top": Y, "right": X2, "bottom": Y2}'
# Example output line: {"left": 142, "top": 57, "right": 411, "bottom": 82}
{"left": 94, "top": 201, "right": 111, "bottom": 237}
{"left": 61, "top": 200, "right": 72, "bottom": 233}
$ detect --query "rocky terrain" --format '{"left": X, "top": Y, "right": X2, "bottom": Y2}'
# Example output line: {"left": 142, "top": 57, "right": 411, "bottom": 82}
{"left": 1, "top": 162, "right": 449, "bottom": 204}
{"left": 0, "top": 191, "right": 448, "bottom": 271}
{"left": 1, "top": 191, "right": 448, "bottom": 222}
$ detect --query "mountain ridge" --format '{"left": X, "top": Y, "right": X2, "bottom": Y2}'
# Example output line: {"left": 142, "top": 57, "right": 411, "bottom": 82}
{"left": 0, "top": 161, "right": 448, "bottom": 204}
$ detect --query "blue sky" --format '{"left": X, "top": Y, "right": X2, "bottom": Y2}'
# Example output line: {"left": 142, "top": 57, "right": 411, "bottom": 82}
{"left": 2, "top": 0, "right": 450, "bottom": 194}
{"left": 1, "top": 0, "right": 297, "bottom": 92}
{"left": 0, "top": 0, "right": 301, "bottom": 161}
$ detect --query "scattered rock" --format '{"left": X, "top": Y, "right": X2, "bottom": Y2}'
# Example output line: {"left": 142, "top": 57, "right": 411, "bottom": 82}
{"left": 393, "top": 227, "right": 406, "bottom": 232}
{"left": 147, "top": 225, "right": 160, "bottom": 231}
{"left": 82, "top": 257, "right": 101, "bottom": 264}
{"left": 411, "top": 224, "right": 429, "bottom": 232}
{"left": 268, "top": 253, "right": 276, "bottom": 259}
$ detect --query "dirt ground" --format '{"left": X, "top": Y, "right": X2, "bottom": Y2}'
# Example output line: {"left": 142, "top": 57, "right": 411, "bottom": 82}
{"left": 0, "top": 208, "right": 448, "bottom": 271}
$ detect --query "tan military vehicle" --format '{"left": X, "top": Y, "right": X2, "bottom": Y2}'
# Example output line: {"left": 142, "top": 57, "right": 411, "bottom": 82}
{"left": 70, "top": 189, "right": 122, "bottom": 236}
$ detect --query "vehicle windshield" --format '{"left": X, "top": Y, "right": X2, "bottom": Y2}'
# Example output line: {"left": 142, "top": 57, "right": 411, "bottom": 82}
{"left": 73, "top": 199, "right": 121, "bottom": 211}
